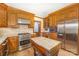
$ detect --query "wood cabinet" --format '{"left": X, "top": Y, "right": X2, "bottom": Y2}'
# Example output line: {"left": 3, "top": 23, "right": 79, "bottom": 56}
{"left": 0, "top": 45, "right": 3, "bottom": 56}
{"left": 0, "top": 4, "right": 7, "bottom": 27}
{"left": 43, "top": 32, "right": 49, "bottom": 38}
{"left": 65, "top": 7, "right": 78, "bottom": 20}
{"left": 43, "top": 32, "right": 57, "bottom": 40}
{"left": 31, "top": 34, "right": 36, "bottom": 38}
{"left": 7, "top": 6, "right": 34, "bottom": 28}
{"left": 44, "top": 4, "right": 79, "bottom": 41}
{"left": 44, "top": 17, "right": 49, "bottom": 28}
{"left": 0, "top": 4, "right": 34, "bottom": 28}
{"left": 49, "top": 16, "right": 53, "bottom": 27}
{"left": 7, "top": 36, "right": 19, "bottom": 54}
{"left": 7, "top": 7, "right": 20, "bottom": 28}
{"left": 49, "top": 14, "right": 57, "bottom": 27}
{"left": 44, "top": 13, "right": 60, "bottom": 28}
{"left": 44, "top": 4, "right": 79, "bottom": 28}
{"left": 49, "top": 33, "right": 57, "bottom": 40}
{"left": 17, "top": 12, "right": 34, "bottom": 28}
{"left": 8, "top": 13, "right": 18, "bottom": 27}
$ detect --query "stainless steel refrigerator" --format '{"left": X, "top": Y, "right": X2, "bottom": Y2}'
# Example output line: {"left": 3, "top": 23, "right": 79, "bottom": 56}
{"left": 57, "top": 19, "right": 78, "bottom": 54}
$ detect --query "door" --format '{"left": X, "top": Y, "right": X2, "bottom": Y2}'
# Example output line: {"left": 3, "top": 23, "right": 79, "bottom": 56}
{"left": 34, "top": 21, "right": 41, "bottom": 36}
{"left": 65, "top": 20, "right": 78, "bottom": 54}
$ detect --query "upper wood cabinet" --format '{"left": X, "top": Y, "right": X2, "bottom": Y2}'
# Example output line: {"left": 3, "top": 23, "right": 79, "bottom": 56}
{"left": 7, "top": 7, "right": 18, "bottom": 28}
{"left": 65, "top": 7, "right": 78, "bottom": 19}
{"left": 17, "top": 11, "right": 34, "bottom": 28}
{"left": 0, "top": 4, "right": 7, "bottom": 27}
{"left": 7, "top": 6, "right": 34, "bottom": 28}
{"left": 49, "top": 14, "right": 57, "bottom": 27}
{"left": 49, "top": 16, "right": 53, "bottom": 27}
{"left": 8, "top": 13, "right": 18, "bottom": 27}
{"left": 0, "top": 4, "right": 34, "bottom": 28}
{"left": 44, "top": 17, "right": 49, "bottom": 28}
{"left": 44, "top": 4, "right": 79, "bottom": 28}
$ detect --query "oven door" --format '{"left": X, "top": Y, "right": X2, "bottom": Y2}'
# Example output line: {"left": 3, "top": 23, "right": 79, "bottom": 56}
{"left": 20, "top": 40, "right": 30, "bottom": 46}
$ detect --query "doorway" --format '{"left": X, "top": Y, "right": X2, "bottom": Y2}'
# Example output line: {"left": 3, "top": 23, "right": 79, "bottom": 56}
{"left": 34, "top": 21, "right": 41, "bottom": 36}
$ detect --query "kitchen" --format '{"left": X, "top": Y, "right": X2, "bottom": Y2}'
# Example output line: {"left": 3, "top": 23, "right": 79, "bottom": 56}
{"left": 0, "top": 3, "right": 79, "bottom": 56}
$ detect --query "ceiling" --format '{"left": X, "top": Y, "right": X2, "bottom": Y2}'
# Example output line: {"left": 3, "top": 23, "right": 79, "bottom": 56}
{"left": 6, "top": 3, "right": 72, "bottom": 18}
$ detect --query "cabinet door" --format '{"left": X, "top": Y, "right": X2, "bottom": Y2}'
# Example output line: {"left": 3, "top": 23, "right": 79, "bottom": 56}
{"left": 8, "top": 13, "right": 17, "bottom": 27}
{"left": 66, "top": 8, "right": 77, "bottom": 19}
{"left": 0, "top": 45, "right": 3, "bottom": 56}
{"left": 0, "top": 5, "right": 7, "bottom": 27}
{"left": 54, "top": 14, "right": 61, "bottom": 25}
{"left": 44, "top": 18, "right": 49, "bottom": 28}
{"left": 7, "top": 36, "right": 19, "bottom": 54}
{"left": 52, "top": 15, "right": 57, "bottom": 27}
{"left": 49, "top": 33, "right": 57, "bottom": 40}
{"left": 49, "top": 16, "right": 53, "bottom": 27}
{"left": 17, "top": 13, "right": 34, "bottom": 28}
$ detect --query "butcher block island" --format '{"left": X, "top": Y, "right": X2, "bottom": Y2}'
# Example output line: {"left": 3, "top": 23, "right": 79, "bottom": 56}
{"left": 31, "top": 37, "right": 61, "bottom": 56}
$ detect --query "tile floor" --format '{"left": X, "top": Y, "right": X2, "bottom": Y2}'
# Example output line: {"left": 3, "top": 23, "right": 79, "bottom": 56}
{"left": 58, "top": 49, "right": 76, "bottom": 56}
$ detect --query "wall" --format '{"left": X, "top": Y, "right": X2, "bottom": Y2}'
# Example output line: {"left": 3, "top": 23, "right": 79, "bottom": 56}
{"left": 0, "top": 25, "right": 33, "bottom": 37}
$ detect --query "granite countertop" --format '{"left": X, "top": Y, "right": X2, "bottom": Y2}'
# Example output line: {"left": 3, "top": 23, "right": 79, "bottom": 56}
{"left": 0, "top": 28, "right": 35, "bottom": 44}
{"left": 0, "top": 33, "right": 35, "bottom": 44}
{"left": 31, "top": 37, "right": 61, "bottom": 51}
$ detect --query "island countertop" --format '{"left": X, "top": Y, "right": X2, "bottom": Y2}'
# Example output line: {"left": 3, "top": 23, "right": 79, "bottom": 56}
{"left": 31, "top": 37, "right": 61, "bottom": 51}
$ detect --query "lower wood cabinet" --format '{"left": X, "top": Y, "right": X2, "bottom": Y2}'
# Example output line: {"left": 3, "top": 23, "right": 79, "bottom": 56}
{"left": 43, "top": 32, "right": 57, "bottom": 40}
{"left": 0, "top": 45, "right": 3, "bottom": 56}
{"left": 7, "top": 36, "right": 19, "bottom": 54}
{"left": 31, "top": 34, "right": 36, "bottom": 38}
{"left": 49, "top": 33, "right": 57, "bottom": 40}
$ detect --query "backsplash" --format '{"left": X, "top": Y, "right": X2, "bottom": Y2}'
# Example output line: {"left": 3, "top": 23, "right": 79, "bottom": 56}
{"left": 0, "top": 25, "right": 33, "bottom": 37}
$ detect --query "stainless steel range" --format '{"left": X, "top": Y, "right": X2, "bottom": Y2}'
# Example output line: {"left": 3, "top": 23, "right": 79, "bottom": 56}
{"left": 18, "top": 33, "right": 31, "bottom": 50}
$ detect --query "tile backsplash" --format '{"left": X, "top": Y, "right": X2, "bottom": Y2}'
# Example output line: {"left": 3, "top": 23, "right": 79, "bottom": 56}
{"left": 0, "top": 25, "right": 33, "bottom": 37}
